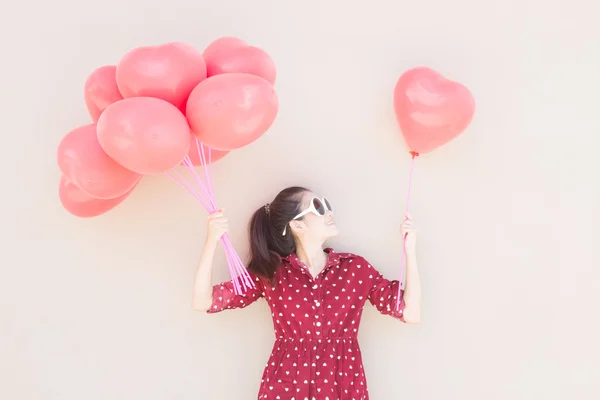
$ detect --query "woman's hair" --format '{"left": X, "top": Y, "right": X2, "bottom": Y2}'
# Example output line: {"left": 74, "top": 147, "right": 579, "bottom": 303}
{"left": 248, "top": 186, "right": 308, "bottom": 283}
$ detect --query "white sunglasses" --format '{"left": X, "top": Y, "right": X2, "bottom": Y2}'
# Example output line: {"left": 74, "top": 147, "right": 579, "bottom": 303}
{"left": 282, "top": 197, "right": 332, "bottom": 235}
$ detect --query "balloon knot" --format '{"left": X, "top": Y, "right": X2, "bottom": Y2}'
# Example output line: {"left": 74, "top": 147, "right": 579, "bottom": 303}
{"left": 410, "top": 151, "right": 419, "bottom": 159}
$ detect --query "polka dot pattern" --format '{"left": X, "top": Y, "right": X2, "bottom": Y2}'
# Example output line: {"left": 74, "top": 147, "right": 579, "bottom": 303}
{"left": 208, "top": 248, "right": 406, "bottom": 399}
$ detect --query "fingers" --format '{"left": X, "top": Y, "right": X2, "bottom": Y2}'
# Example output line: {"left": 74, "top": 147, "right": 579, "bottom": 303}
{"left": 208, "top": 209, "right": 225, "bottom": 219}
{"left": 401, "top": 225, "right": 415, "bottom": 233}
{"left": 208, "top": 208, "right": 228, "bottom": 235}
{"left": 210, "top": 219, "right": 229, "bottom": 226}
{"left": 401, "top": 219, "right": 413, "bottom": 228}
{"left": 401, "top": 216, "right": 416, "bottom": 235}
{"left": 208, "top": 209, "right": 228, "bottom": 224}
{"left": 208, "top": 220, "right": 229, "bottom": 237}
{"left": 209, "top": 216, "right": 228, "bottom": 224}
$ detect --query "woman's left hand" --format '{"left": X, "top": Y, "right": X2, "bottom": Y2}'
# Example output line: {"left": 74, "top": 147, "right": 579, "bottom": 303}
{"left": 401, "top": 213, "right": 417, "bottom": 252}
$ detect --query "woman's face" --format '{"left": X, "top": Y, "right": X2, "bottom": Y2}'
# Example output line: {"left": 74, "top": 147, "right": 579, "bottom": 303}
{"left": 293, "top": 191, "right": 340, "bottom": 242}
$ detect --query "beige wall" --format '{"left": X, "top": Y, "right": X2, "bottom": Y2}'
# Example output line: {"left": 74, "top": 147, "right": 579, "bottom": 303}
{"left": 2, "top": 0, "right": 599, "bottom": 399}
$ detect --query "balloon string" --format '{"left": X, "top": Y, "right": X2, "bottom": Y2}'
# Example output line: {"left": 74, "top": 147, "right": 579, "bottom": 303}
{"left": 396, "top": 151, "right": 418, "bottom": 311}
{"left": 193, "top": 142, "right": 254, "bottom": 293}
{"left": 222, "top": 238, "right": 243, "bottom": 295}
{"left": 167, "top": 142, "right": 255, "bottom": 295}
{"left": 197, "top": 139, "right": 215, "bottom": 201}
{"left": 181, "top": 157, "right": 217, "bottom": 211}
{"left": 166, "top": 169, "right": 211, "bottom": 211}
{"left": 223, "top": 235, "right": 254, "bottom": 290}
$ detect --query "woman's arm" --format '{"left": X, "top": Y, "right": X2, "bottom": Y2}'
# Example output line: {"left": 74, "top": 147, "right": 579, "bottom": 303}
{"left": 192, "top": 210, "right": 264, "bottom": 313}
{"left": 192, "top": 238, "right": 219, "bottom": 311}
{"left": 191, "top": 210, "right": 228, "bottom": 311}
{"left": 401, "top": 214, "right": 422, "bottom": 323}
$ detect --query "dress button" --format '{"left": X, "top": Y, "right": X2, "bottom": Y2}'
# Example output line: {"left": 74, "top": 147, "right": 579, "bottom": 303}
{"left": 316, "top": 322, "right": 322, "bottom": 327}
{"left": 312, "top": 284, "right": 318, "bottom": 289}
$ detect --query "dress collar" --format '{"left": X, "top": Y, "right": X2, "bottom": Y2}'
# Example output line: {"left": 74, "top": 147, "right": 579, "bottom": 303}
{"left": 282, "top": 248, "right": 342, "bottom": 273}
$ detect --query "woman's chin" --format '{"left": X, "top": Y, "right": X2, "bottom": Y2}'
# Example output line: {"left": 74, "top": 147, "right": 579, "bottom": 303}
{"left": 326, "top": 226, "right": 341, "bottom": 238}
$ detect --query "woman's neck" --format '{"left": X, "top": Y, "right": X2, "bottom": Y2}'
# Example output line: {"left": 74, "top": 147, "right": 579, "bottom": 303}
{"left": 295, "top": 240, "right": 327, "bottom": 272}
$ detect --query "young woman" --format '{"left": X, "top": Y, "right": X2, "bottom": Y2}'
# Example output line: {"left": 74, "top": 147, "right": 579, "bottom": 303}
{"left": 193, "top": 186, "right": 422, "bottom": 400}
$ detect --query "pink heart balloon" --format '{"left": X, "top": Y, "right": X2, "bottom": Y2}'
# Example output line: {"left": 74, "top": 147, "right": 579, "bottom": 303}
{"left": 186, "top": 73, "right": 279, "bottom": 151}
{"left": 116, "top": 42, "right": 207, "bottom": 109}
{"left": 59, "top": 175, "right": 136, "bottom": 218}
{"left": 57, "top": 124, "right": 141, "bottom": 199}
{"left": 203, "top": 37, "right": 276, "bottom": 85}
{"left": 393, "top": 67, "right": 475, "bottom": 154}
{"left": 203, "top": 37, "right": 247, "bottom": 60}
{"left": 97, "top": 97, "right": 192, "bottom": 175}
{"left": 84, "top": 65, "right": 123, "bottom": 122}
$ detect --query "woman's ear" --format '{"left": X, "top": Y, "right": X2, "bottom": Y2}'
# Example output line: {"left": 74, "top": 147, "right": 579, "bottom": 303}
{"left": 290, "top": 220, "right": 304, "bottom": 234}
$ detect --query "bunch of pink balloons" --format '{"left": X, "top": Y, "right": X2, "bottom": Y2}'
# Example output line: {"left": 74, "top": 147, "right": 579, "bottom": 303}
{"left": 57, "top": 38, "right": 278, "bottom": 218}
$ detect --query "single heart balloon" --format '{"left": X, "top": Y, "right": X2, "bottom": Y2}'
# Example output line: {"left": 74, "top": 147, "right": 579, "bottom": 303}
{"left": 97, "top": 97, "right": 192, "bottom": 175}
{"left": 84, "top": 65, "right": 123, "bottom": 122}
{"left": 58, "top": 175, "right": 136, "bottom": 218}
{"left": 203, "top": 37, "right": 276, "bottom": 84}
{"left": 116, "top": 42, "right": 207, "bottom": 110}
{"left": 394, "top": 67, "right": 475, "bottom": 154}
{"left": 57, "top": 124, "right": 141, "bottom": 199}
{"left": 203, "top": 37, "right": 247, "bottom": 60}
{"left": 186, "top": 73, "right": 279, "bottom": 151}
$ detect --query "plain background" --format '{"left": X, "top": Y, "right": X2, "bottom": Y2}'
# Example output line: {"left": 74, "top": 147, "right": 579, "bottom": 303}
{"left": 1, "top": 0, "right": 599, "bottom": 399}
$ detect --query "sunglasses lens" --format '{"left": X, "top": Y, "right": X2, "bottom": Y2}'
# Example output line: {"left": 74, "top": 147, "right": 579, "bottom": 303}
{"left": 324, "top": 198, "right": 332, "bottom": 212}
{"left": 313, "top": 198, "right": 326, "bottom": 215}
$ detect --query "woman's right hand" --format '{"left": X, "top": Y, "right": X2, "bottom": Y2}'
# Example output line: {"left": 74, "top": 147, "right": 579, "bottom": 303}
{"left": 207, "top": 209, "right": 228, "bottom": 244}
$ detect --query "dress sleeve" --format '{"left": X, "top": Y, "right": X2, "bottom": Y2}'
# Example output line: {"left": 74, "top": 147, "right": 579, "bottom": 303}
{"left": 206, "top": 273, "right": 264, "bottom": 314}
{"left": 365, "top": 259, "right": 406, "bottom": 322}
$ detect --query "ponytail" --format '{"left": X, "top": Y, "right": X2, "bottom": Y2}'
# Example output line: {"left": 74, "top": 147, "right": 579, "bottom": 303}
{"left": 247, "top": 186, "right": 308, "bottom": 283}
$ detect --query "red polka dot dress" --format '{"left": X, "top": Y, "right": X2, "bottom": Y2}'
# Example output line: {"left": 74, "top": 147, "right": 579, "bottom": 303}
{"left": 208, "top": 248, "right": 406, "bottom": 400}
